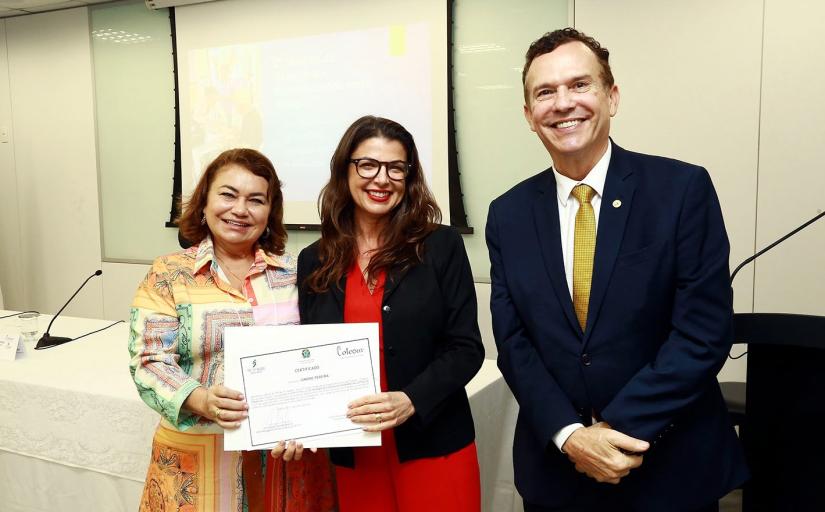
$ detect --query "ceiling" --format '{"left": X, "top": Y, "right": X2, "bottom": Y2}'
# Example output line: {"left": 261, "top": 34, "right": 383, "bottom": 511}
{"left": 0, "top": 0, "right": 115, "bottom": 18}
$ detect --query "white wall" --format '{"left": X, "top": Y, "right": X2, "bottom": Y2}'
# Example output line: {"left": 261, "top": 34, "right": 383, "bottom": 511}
{"left": 2, "top": 1, "right": 824, "bottom": 382}
{"left": 576, "top": 0, "right": 762, "bottom": 313}
{"left": 575, "top": 0, "right": 764, "bottom": 382}
{"left": 574, "top": 0, "right": 825, "bottom": 382}
{"left": 752, "top": 0, "right": 825, "bottom": 314}
{"left": 0, "top": 22, "right": 24, "bottom": 311}
{"left": 3, "top": 9, "right": 103, "bottom": 319}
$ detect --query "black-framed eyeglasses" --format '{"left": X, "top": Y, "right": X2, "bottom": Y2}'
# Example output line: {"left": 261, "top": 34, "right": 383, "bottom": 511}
{"left": 350, "top": 158, "right": 410, "bottom": 181}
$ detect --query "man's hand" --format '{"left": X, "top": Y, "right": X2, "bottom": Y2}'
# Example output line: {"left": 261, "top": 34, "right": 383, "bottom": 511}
{"left": 562, "top": 422, "right": 650, "bottom": 484}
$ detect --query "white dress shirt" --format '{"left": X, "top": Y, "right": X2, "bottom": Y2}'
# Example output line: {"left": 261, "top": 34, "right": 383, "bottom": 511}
{"left": 550, "top": 141, "right": 612, "bottom": 452}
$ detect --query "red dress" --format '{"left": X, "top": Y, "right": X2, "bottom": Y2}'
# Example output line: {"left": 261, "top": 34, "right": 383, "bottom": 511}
{"left": 335, "top": 263, "right": 481, "bottom": 512}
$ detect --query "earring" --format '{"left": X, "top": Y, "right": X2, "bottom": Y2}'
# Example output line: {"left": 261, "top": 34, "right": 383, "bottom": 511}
{"left": 201, "top": 214, "right": 206, "bottom": 225}
{"left": 261, "top": 226, "right": 271, "bottom": 239}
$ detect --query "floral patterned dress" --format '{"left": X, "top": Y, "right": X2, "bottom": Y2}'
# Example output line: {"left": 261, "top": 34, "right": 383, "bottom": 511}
{"left": 129, "top": 236, "right": 337, "bottom": 512}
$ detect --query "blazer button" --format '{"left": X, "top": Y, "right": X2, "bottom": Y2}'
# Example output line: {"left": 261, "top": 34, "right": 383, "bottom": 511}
{"left": 581, "top": 353, "right": 591, "bottom": 366}
{"left": 387, "top": 346, "right": 395, "bottom": 356}
{"left": 382, "top": 305, "right": 391, "bottom": 313}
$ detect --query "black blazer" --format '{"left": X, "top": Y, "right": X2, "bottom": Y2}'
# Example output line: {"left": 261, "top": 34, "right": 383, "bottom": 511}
{"left": 297, "top": 225, "right": 485, "bottom": 467}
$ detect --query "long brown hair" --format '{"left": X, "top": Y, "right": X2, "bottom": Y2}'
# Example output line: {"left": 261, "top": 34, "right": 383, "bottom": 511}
{"left": 178, "top": 148, "right": 287, "bottom": 255}
{"left": 306, "top": 116, "right": 441, "bottom": 292}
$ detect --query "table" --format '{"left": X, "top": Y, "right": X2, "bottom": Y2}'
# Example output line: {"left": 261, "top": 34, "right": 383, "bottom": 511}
{"left": 467, "top": 358, "right": 523, "bottom": 512}
{"left": 0, "top": 310, "right": 520, "bottom": 512}
{"left": 0, "top": 311, "right": 156, "bottom": 512}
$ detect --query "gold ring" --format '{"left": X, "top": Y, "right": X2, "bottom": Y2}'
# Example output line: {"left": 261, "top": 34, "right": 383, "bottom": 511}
{"left": 376, "top": 413, "right": 383, "bottom": 423}
{"left": 214, "top": 408, "right": 222, "bottom": 421}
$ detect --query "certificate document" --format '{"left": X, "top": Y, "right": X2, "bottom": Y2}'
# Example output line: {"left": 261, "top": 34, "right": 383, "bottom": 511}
{"left": 223, "top": 323, "right": 381, "bottom": 451}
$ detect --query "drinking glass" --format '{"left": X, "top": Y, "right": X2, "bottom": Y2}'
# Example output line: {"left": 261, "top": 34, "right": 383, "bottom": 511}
{"left": 18, "top": 312, "right": 40, "bottom": 343}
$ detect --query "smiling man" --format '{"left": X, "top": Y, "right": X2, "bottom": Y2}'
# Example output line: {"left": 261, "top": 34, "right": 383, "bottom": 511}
{"left": 486, "top": 28, "right": 748, "bottom": 511}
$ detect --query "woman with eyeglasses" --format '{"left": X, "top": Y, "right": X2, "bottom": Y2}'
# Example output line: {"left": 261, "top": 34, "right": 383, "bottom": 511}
{"left": 296, "top": 116, "right": 483, "bottom": 511}
{"left": 129, "top": 148, "right": 336, "bottom": 512}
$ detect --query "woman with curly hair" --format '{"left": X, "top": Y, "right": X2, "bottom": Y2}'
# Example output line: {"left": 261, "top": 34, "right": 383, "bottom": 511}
{"left": 298, "top": 116, "right": 484, "bottom": 511}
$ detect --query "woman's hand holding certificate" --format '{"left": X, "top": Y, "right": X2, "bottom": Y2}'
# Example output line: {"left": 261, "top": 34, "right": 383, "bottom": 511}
{"left": 183, "top": 384, "right": 248, "bottom": 429}
{"left": 346, "top": 391, "right": 415, "bottom": 432}
{"left": 270, "top": 440, "right": 318, "bottom": 461}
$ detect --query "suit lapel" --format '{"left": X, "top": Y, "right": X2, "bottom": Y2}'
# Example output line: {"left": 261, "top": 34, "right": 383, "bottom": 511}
{"left": 330, "top": 275, "right": 346, "bottom": 315}
{"left": 382, "top": 266, "right": 408, "bottom": 305}
{"left": 583, "top": 144, "right": 636, "bottom": 344}
{"left": 532, "top": 170, "right": 581, "bottom": 335}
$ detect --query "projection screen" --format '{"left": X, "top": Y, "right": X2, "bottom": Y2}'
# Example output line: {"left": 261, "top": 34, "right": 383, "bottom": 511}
{"left": 175, "top": 0, "right": 449, "bottom": 226}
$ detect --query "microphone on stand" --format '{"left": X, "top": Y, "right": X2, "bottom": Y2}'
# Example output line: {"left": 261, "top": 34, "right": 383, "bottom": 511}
{"left": 731, "top": 210, "right": 825, "bottom": 284}
{"left": 35, "top": 270, "right": 103, "bottom": 350}
{"left": 728, "top": 210, "right": 824, "bottom": 359}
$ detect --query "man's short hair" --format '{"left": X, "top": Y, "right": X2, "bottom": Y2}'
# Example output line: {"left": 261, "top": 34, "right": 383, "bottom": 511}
{"left": 522, "top": 28, "right": 614, "bottom": 100}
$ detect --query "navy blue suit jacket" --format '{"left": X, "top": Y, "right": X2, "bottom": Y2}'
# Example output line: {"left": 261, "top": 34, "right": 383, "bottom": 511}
{"left": 486, "top": 143, "right": 748, "bottom": 510}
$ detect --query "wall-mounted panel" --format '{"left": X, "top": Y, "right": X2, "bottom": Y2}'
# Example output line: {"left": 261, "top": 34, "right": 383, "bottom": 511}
{"left": 575, "top": 0, "right": 764, "bottom": 382}
{"left": 0, "top": 21, "right": 24, "bottom": 309}
{"left": 92, "top": 0, "right": 180, "bottom": 262}
{"left": 6, "top": 8, "right": 103, "bottom": 318}
{"left": 575, "top": 0, "right": 763, "bottom": 317}
{"left": 453, "top": 0, "right": 570, "bottom": 279}
{"left": 753, "top": 0, "right": 825, "bottom": 315}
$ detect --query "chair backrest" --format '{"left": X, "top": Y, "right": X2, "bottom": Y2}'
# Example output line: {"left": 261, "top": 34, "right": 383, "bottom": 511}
{"left": 733, "top": 313, "right": 825, "bottom": 511}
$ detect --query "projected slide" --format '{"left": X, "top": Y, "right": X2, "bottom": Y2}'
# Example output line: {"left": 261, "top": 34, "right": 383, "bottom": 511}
{"left": 176, "top": 0, "right": 448, "bottom": 225}
{"left": 181, "top": 21, "right": 441, "bottom": 225}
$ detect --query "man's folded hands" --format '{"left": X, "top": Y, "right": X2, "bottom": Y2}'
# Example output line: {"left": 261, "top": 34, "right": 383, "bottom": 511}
{"left": 562, "top": 421, "right": 650, "bottom": 484}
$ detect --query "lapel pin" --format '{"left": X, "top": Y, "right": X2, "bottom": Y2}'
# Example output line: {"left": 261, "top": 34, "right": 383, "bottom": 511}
{"left": 612, "top": 199, "right": 622, "bottom": 208}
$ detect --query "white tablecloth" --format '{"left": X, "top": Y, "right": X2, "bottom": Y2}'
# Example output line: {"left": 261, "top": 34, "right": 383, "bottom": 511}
{"left": 467, "top": 359, "right": 523, "bottom": 512}
{"left": 0, "top": 310, "right": 520, "bottom": 512}
{"left": 0, "top": 311, "right": 156, "bottom": 511}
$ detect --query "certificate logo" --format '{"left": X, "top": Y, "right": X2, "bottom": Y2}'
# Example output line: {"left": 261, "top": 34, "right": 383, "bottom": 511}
{"left": 246, "top": 358, "right": 265, "bottom": 375}
{"left": 302, "top": 348, "right": 311, "bottom": 359}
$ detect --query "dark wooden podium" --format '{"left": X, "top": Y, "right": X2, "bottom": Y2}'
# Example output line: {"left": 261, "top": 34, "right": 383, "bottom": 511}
{"left": 729, "top": 313, "right": 825, "bottom": 511}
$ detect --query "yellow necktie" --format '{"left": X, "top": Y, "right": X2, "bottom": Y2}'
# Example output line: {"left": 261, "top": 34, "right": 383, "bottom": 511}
{"left": 572, "top": 184, "right": 596, "bottom": 331}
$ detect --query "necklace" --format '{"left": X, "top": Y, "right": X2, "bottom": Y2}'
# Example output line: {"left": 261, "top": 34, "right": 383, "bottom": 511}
{"left": 215, "top": 255, "right": 251, "bottom": 287}
{"left": 361, "top": 267, "right": 377, "bottom": 294}
{"left": 356, "top": 249, "right": 378, "bottom": 294}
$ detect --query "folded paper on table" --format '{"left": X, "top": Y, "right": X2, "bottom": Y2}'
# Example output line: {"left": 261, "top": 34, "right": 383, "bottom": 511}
{"left": 0, "top": 334, "right": 21, "bottom": 361}
{"left": 224, "top": 323, "right": 381, "bottom": 451}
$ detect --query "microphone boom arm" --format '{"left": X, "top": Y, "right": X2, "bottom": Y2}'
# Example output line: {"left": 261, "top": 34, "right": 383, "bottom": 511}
{"left": 730, "top": 210, "right": 825, "bottom": 283}
{"left": 37, "top": 269, "right": 102, "bottom": 349}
